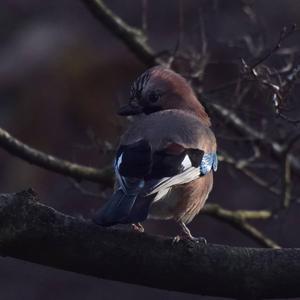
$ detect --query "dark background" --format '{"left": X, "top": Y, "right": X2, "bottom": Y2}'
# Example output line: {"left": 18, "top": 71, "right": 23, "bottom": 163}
{"left": 0, "top": 1, "right": 299, "bottom": 299}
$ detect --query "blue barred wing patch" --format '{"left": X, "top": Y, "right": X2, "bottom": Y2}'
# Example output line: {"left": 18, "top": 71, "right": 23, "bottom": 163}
{"left": 200, "top": 152, "right": 218, "bottom": 175}
{"left": 212, "top": 153, "right": 218, "bottom": 171}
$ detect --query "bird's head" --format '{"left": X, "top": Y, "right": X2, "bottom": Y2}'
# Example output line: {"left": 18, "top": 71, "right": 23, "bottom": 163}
{"left": 118, "top": 66, "right": 211, "bottom": 126}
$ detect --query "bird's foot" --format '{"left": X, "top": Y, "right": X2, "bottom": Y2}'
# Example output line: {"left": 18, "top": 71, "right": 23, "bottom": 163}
{"left": 172, "top": 235, "right": 181, "bottom": 244}
{"left": 172, "top": 234, "right": 207, "bottom": 244}
{"left": 175, "top": 221, "right": 207, "bottom": 244}
{"left": 190, "top": 235, "right": 207, "bottom": 244}
{"left": 131, "top": 223, "right": 144, "bottom": 233}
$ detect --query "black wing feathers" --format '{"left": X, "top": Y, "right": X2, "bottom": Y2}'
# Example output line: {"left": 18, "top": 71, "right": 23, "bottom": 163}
{"left": 117, "top": 140, "right": 204, "bottom": 179}
{"left": 147, "top": 149, "right": 186, "bottom": 179}
{"left": 186, "top": 149, "right": 204, "bottom": 167}
{"left": 117, "top": 140, "right": 151, "bottom": 178}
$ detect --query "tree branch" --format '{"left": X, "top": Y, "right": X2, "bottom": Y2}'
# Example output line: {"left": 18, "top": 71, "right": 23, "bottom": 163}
{"left": 0, "top": 127, "right": 113, "bottom": 185}
{"left": 0, "top": 190, "right": 299, "bottom": 299}
{"left": 218, "top": 149, "right": 281, "bottom": 196}
{"left": 81, "top": 0, "right": 162, "bottom": 66}
{"left": 202, "top": 204, "right": 278, "bottom": 249}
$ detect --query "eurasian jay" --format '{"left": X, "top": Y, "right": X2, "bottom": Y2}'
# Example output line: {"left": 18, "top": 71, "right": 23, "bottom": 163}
{"left": 94, "top": 66, "right": 217, "bottom": 241}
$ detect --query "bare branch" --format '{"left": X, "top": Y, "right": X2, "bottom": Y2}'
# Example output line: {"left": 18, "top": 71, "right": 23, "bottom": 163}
{"left": 277, "top": 111, "right": 300, "bottom": 125}
{"left": 250, "top": 24, "right": 298, "bottom": 70}
{"left": 282, "top": 153, "right": 292, "bottom": 209}
{"left": 141, "top": 0, "right": 148, "bottom": 32}
{"left": 281, "top": 133, "right": 300, "bottom": 208}
{"left": 203, "top": 204, "right": 272, "bottom": 220}
{"left": 81, "top": 0, "right": 162, "bottom": 66}
{"left": 209, "top": 103, "right": 283, "bottom": 153}
{"left": 209, "top": 103, "right": 300, "bottom": 177}
{"left": 218, "top": 150, "right": 281, "bottom": 196}
{"left": 239, "top": 25, "right": 300, "bottom": 124}
{"left": 1, "top": 190, "right": 299, "bottom": 299}
{"left": 202, "top": 204, "right": 278, "bottom": 249}
{"left": 0, "top": 127, "right": 113, "bottom": 185}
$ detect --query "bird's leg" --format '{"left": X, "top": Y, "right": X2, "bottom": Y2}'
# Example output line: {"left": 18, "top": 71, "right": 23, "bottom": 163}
{"left": 131, "top": 222, "right": 144, "bottom": 233}
{"left": 173, "top": 221, "right": 207, "bottom": 244}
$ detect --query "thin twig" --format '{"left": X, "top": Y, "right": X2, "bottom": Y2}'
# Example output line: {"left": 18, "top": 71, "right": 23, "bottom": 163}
{"left": 218, "top": 150, "right": 281, "bottom": 196}
{"left": 282, "top": 154, "right": 292, "bottom": 209}
{"left": 209, "top": 103, "right": 284, "bottom": 154}
{"left": 141, "top": 0, "right": 148, "bottom": 32}
{"left": 281, "top": 133, "right": 300, "bottom": 208}
{"left": 278, "top": 112, "right": 300, "bottom": 125}
{"left": 250, "top": 24, "right": 298, "bottom": 70}
{"left": 240, "top": 25, "right": 300, "bottom": 125}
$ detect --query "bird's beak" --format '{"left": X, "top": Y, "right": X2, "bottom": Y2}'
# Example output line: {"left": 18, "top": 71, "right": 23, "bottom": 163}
{"left": 118, "top": 102, "right": 143, "bottom": 116}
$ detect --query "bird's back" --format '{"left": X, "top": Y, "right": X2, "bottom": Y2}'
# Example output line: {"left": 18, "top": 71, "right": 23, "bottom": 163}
{"left": 120, "top": 109, "right": 216, "bottom": 153}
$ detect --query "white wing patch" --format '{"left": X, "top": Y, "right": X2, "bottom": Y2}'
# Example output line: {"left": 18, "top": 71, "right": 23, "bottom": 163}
{"left": 116, "top": 153, "right": 123, "bottom": 169}
{"left": 181, "top": 154, "right": 192, "bottom": 170}
{"left": 147, "top": 167, "right": 200, "bottom": 196}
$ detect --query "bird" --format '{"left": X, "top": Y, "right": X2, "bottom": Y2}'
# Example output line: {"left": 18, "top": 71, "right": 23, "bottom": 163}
{"left": 93, "top": 66, "right": 217, "bottom": 242}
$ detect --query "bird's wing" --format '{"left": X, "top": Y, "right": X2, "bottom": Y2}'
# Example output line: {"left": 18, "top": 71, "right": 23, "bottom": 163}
{"left": 94, "top": 140, "right": 218, "bottom": 226}
{"left": 145, "top": 148, "right": 218, "bottom": 196}
{"left": 93, "top": 139, "right": 151, "bottom": 226}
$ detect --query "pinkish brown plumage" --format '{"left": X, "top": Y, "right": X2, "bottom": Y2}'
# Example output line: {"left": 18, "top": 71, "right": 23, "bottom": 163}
{"left": 94, "top": 66, "right": 217, "bottom": 242}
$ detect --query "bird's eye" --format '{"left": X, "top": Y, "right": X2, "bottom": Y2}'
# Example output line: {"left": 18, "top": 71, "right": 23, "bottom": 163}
{"left": 148, "top": 91, "right": 160, "bottom": 103}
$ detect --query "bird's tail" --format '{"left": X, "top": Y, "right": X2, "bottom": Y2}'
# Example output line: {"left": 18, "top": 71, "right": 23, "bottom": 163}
{"left": 93, "top": 189, "right": 136, "bottom": 226}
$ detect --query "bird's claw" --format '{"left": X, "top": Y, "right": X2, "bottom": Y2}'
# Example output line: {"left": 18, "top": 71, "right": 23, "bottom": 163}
{"left": 172, "top": 235, "right": 181, "bottom": 244}
{"left": 177, "top": 221, "right": 207, "bottom": 244}
{"left": 131, "top": 223, "right": 144, "bottom": 233}
{"left": 193, "top": 236, "right": 207, "bottom": 244}
{"left": 172, "top": 235, "right": 207, "bottom": 245}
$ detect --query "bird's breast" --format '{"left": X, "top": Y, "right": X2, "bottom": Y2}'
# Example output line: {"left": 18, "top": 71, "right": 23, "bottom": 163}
{"left": 148, "top": 187, "right": 180, "bottom": 220}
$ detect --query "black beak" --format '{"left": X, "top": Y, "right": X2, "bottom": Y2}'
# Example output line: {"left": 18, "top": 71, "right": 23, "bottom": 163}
{"left": 118, "top": 103, "right": 143, "bottom": 116}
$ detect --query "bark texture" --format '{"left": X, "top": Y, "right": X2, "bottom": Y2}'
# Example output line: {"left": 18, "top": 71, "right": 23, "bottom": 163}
{"left": 0, "top": 190, "right": 300, "bottom": 299}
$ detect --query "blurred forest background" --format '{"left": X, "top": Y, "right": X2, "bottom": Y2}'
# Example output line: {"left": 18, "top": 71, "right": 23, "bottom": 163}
{"left": 0, "top": 0, "right": 300, "bottom": 299}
